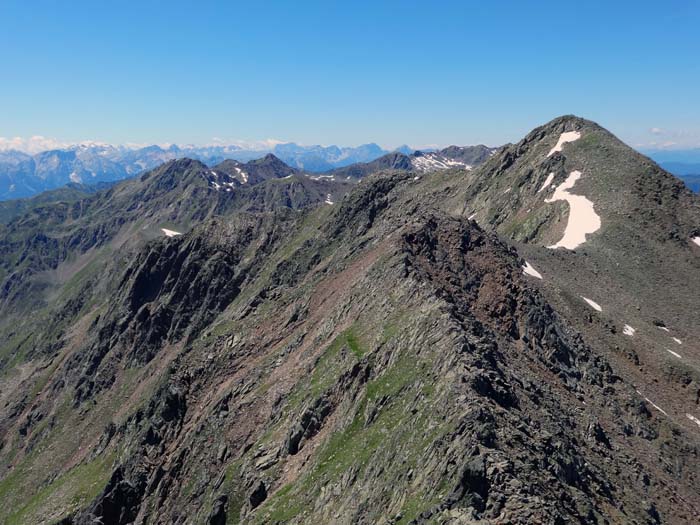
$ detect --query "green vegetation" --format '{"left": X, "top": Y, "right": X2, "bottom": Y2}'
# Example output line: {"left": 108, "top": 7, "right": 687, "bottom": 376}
{"left": 258, "top": 319, "right": 446, "bottom": 524}
{"left": 223, "top": 459, "right": 247, "bottom": 525}
{"left": 1, "top": 452, "right": 115, "bottom": 525}
{"left": 344, "top": 329, "right": 363, "bottom": 358}
{"left": 284, "top": 325, "right": 367, "bottom": 413}
{"left": 263, "top": 483, "right": 306, "bottom": 523}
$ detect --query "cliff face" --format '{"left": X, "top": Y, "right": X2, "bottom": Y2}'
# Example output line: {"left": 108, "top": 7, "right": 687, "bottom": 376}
{"left": 1, "top": 118, "right": 699, "bottom": 524}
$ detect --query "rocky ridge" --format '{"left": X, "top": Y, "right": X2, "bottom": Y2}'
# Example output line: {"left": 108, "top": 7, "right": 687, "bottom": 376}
{"left": 0, "top": 117, "right": 698, "bottom": 524}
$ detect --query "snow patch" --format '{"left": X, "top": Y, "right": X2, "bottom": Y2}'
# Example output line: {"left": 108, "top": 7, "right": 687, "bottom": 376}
{"left": 692, "top": 236, "right": 700, "bottom": 247}
{"left": 545, "top": 170, "right": 601, "bottom": 250}
{"left": 666, "top": 348, "right": 682, "bottom": 359}
{"left": 468, "top": 213, "right": 477, "bottom": 221}
{"left": 581, "top": 296, "right": 602, "bottom": 312}
{"left": 623, "top": 325, "right": 636, "bottom": 336}
{"left": 687, "top": 413, "right": 700, "bottom": 428}
{"left": 69, "top": 171, "right": 82, "bottom": 183}
{"left": 522, "top": 261, "right": 543, "bottom": 279}
{"left": 658, "top": 326, "right": 670, "bottom": 333}
{"left": 234, "top": 166, "right": 248, "bottom": 183}
{"left": 672, "top": 337, "right": 682, "bottom": 345}
{"left": 324, "top": 193, "right": 334, "bottom": 205}
{"left": 411, "top": 154, "right": 471, "bottom": 173}
{"left": 547, "top": 131, "right": 581, "bottom": 157}
{"left": 161, "top": 228, "right": 182, "bottom": 237}
{"left": 636, "top": 390, "right": 668, "bottom": 416}
{"left": 538, "top": 172, "right": 555, "bottom": 193}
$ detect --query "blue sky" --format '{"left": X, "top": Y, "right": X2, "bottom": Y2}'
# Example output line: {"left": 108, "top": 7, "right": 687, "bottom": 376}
{"left": 1, "top": 0, "right": 699, "bottom": 150}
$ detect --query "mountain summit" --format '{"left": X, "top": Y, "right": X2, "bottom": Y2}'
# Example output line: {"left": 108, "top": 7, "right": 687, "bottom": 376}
{"left": 0, "top": 116, "right": 698, "bottom": 524}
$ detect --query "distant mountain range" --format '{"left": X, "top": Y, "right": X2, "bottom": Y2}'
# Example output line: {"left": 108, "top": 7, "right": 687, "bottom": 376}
{"left": 644, "top": 150, "right": 700, "bottom": 192}
{"left": 654, "top": 163, "right": 700, "bottom": 192}
{"left": 0, "top": 141, "right": 492, "bottom": 201}
{"left": 2, "top": 141, "right": 697, "bottom": 203}
{"left": 0, "top": 148, "right": 499, "bottom": 226}
{"left": 643, "top": 148, "right": 700, "bottom": 164}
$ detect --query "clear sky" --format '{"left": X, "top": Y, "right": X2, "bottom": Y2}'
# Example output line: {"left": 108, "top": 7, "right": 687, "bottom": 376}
{"left": 1, "top": 0, "right": 699, "bottom": 150}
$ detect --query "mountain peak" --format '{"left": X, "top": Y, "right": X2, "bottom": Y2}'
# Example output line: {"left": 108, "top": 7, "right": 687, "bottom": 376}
{"left": 245, "top": 153, "right": 295, "bottom": 173}
{"left": 147, "top": 156, "right": 204, "bottom": 174}
{"left": 140, "top": 157, "right": 206, "bottom": 180}
{"left": 537, "top": 114, "right": 601, "bottom": 136}
{"left": 137, "top": 158, "right": 210, "bottom": 195}
{"left": 258, "top": 153, "right": 286, "bottom": 164}
{"left": 211, "top": 154, "right": 297, "bottom": 186}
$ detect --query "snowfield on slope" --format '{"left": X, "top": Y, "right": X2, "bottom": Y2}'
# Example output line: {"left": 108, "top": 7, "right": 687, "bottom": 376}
{"left": 206, "top": 171, "right": 238, "bottom": 191}
{"left": 522, "top": 261, "right": 543, "bottom": 279}
{"left": 547, "top": 131, "right": 581, "bottom": 157}
{"left": 411, "top": 154, "right": 470, "bottom": 172}
{"left": 538, "top": 172, "right": 555, "bottom": 193}
{"left": 546, "top": 170, "right": 601, "bottom": 250}
{"left": 161, "top": 228, "right": 182, "bottom": 237}
{"left": 636, "top": 390, "right": 668, "bottom": 416}
{"left": 581, "top": 296, "right": 602, "bottom": 311}
{"left": 235, "top": 166, "right": 248, "bottom": 183}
